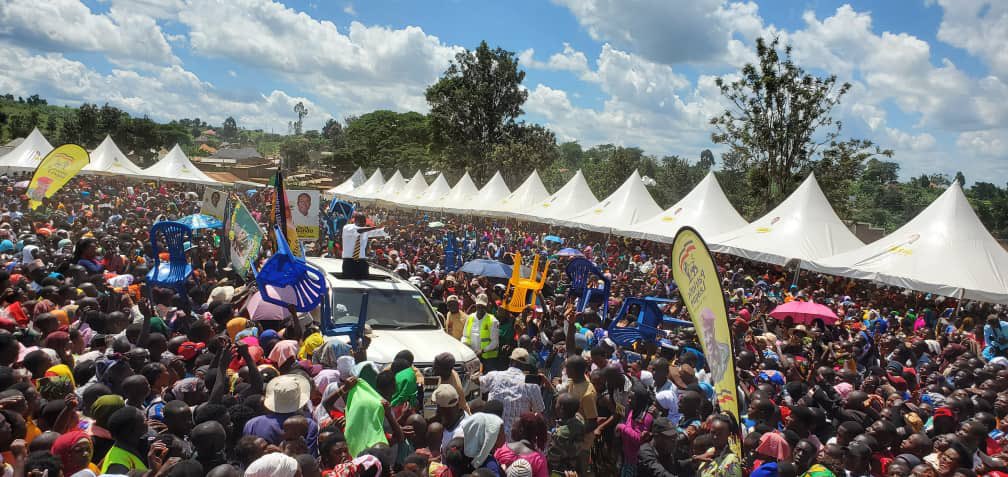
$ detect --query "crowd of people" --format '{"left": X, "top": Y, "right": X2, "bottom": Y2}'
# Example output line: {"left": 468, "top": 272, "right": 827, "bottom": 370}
{"left": 0, "top": 172, "right": 1006, "bottom": 477}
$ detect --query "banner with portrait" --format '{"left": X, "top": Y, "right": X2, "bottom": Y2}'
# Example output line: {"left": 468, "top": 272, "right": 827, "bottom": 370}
{"left": 286, "top": 189, "right": 320, "bottom": 240}
{"left": 201, "top": 187, "right": 228, "bottom": 221}
{"left": 670, "top": 227, "right": 741, "bottom": 456}
{"left": 27, "top": 144, "right": 90, "bottom": 209}
{"left": 229, "top": 197, "right": 263, "bottom": 277}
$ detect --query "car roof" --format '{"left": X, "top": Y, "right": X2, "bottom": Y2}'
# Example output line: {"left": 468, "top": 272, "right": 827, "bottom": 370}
{"left": 306, "top": 257, "right": 413, "bottom": 291}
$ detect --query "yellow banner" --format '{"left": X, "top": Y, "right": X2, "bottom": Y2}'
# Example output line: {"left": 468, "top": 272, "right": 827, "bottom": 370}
{"left": 671, "top": 227, "right": 741, "bottom": 456}
{"left": 27, "top": 144, "right": 90, "bottom": 209}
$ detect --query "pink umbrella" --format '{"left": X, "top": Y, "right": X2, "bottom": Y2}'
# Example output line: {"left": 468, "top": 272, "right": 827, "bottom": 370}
{"left": 242, "top": 285, "right": 296, "bottom": 321}
{"left": 769, "top": 301, "right": 839, "bottom": 326}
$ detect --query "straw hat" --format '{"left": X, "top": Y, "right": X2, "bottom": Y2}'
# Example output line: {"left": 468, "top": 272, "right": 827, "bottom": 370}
{"left": 264, "top": 374, "right": 311, "bottom": 414}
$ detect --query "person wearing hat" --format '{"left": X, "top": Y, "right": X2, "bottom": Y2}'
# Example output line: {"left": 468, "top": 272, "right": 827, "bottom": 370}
{"left": 636, "top": 416, "right": 690, "bottom": 477}
{"left": 341, "top": 212, "right": 385, "bottom": 280}
{"left": 476, "top": 347, "right": 545, "bottom": 440}
{"left": 462, "top": 293, "right": 500, "bottom": 370}
{"left": 445, "top": 295, "right": 466, "bottom": 341}
{"left": 432, "top": 383, "right": 467, "bottom": 451}
{"left": 243, "top": 374, "right": 319, "bottom": 454}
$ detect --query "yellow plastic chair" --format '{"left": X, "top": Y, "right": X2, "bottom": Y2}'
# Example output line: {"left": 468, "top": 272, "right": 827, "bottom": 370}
{"left": 503, "top": 252, "right": 552, "bottom": 313}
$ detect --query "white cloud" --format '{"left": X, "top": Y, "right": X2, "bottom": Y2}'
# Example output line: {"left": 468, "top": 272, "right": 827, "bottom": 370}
{"left": 343, "top": 3, "right": 357, "bottom": 16}
{"left": 0, "top": 0, "right": 178, "bottom": 66}
{"left": 935, "top": 0, "right": 1008, "bottom": 76}
{"left": 0, "top": 42, "right": 320, "bottom": 131}
{"left": 520, "top": 43, "right": 591, "bottom": 78}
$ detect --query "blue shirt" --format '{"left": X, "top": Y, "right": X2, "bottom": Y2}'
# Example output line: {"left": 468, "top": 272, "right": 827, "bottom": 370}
{"left": 985, "top": 321, "right": 1008, "bottom": 351}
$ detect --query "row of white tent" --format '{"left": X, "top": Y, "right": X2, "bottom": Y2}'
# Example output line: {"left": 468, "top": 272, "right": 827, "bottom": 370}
{"left": 330, "top": 167, "right": 1008, "bottom": 304}
{"left": 0, "top": 128, "right": 222, "bottom": 186}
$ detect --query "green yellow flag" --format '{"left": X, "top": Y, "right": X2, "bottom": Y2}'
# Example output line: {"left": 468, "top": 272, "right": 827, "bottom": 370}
{"left": 27, "top": 144, "right": 90, "bottom": 209}
{"left": 671, "top": 227, "right": 741, "bottom": 456}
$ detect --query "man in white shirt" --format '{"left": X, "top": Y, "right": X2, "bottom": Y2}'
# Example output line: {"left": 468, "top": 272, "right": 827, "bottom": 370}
{"left": 341, "top": 212, "right": 385, "bottom": 279}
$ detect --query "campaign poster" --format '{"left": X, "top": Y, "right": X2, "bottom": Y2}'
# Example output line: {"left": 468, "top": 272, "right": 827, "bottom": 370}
{"left": 28, "top": 144, "right": 90, "bottom": 209}
{"left": 286, "top": 189, "right": 320, "bottom": 240}
{"left": 229, "top": 198, "right": 263, "bottom": 277}
{"left": 201, "top": 188, "right": 228, "bottom": 221}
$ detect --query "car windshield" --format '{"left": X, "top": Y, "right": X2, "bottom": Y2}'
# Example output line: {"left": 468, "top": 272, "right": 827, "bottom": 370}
{"left": 330, "top": 286, "right": 439, "bottom": 329}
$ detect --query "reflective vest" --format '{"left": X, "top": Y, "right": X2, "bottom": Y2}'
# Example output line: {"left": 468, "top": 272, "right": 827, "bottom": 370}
{"left": 464, "top": 313, "right": 498, "bottom": 359}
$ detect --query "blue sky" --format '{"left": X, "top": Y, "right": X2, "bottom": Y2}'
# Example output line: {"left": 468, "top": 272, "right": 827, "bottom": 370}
{"left": 1, "top": 0, "right": 1006, "bottom": 182}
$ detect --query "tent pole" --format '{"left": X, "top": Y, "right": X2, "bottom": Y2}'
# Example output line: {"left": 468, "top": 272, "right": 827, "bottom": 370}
{"left": 953, "top": 288, "right": 965, "bottom": 320}
{"left": 791, "top": 261, "right": 802, "bottom": 288}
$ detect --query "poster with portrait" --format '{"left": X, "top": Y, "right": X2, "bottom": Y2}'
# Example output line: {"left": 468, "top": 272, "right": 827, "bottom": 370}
{"left": 286, "top": 189, "right": 320, "bottom": 240}
{"left": 201, "top": 187, "right": 228, "bottom": 221}
{"left": 229, "top": 198, "right": 263, "bottom": 277}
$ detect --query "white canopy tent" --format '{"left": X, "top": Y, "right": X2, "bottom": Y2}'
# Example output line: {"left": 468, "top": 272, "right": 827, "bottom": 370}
{"left": 485, "top": 170, "right": 549, "bottom": 218}
{"left": 0, "top": 128, "right": 52, "bottom": 172}
{"left": 357, "top": 170, "right": 403, "bottom": 204}
{"left": 803, "top": 183, "right": 1008, "bottom": 303}
{"left": 326, "top": 167, "right": 366, "bottom": 196}
{"left": 429, "top": 172, "right": 478, "bottom": 211}
{"left": 558, "top": 170, "right": 663, "bottom": 233}
{"left": 378, "top": 170, "right": 427, "bottom": 207}
{"left": 708, "top": 173, "right": 863, "bottom": 265}
{"left": 446, "top": 171, "right": 510, "bottom": 214}
{"left": 515, "top": 170, "right": 598, "bottom": 224}
{"left": 342, "top": 168, "right": 384, "bottom": 200}
{"left": 404, "top": 173, "right": 451, "bottom": 208}
{"left": 82, "top": 135, "right": 149, "bottom": 178}
{"left": 142, "top": 144, "right": 221, "bottom": 186}
{"left": 621, "top": 172, "right": 747, "bottom": 243}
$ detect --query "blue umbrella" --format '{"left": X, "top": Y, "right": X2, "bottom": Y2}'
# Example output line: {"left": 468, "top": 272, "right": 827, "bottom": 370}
{"left": 543, "top": 235, "right": 563, "bottom": 244}
{"left": 459, "top": 259, "right": 512, "bottom": 278}
{"left": 176, "top": 214, "right": 223, "bottom": 230}
{"left": 556, "top": 247, "right": 584, "bottom": 257}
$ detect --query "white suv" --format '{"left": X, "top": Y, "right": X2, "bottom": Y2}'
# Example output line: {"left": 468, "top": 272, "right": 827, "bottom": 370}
{"left": 306, "top": 258, "right": 480, "bottom": 405}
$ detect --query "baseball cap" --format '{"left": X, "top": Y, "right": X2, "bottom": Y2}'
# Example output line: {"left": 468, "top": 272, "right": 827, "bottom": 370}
{"left": 651, "top": 417, "right": 679, "bottom": 436}
{"left": 178, "top": 341, "right": 206, "bottom": 361}
{"left": 432, "top": 383, "right": 459, "bottom": 408}
{"left": 476, "top": 293, "right": 489, "bottom": 306}
{"left": 509, "top": 348, "right": 530, "bottom": 361}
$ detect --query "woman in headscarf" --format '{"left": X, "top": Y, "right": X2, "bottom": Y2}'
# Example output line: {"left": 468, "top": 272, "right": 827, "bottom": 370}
{"left": 389, "top": 357, "right": 418, "bottom": 416}
{"left": 89, "top": 394, "right": 124, "bottom": 465}
{"left": 44, "top": 363, "right": 76, "bottom": 388}
{"left": 51, "top": 430, "right": 101, "bottom": 477}
{"left": 462, "top": 412, "right": 505, "bottom": 475}
{"left": 227, "top": 317, "right": 254, "bottom": 341}
{"left": 245, "top": 452, "right": 300, "bottom": 477}
{"left": 314, "top": 340, "right": 352, "bottom": 369}
{"left": 298, "top": 330, "right": 325, "bottom": 361}
{"left": 268, "top": 339, "right": 300, "bottom": 371}
{"left": 44, "top": 331, "right": 74, "bottom": 366}
{"left": 750, "top": 431, "right": 790, "bottom": 477}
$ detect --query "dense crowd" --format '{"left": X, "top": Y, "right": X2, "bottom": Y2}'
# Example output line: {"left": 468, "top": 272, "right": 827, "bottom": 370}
{"left": 0, "top": 173, "right": 1006, "bottom": 477}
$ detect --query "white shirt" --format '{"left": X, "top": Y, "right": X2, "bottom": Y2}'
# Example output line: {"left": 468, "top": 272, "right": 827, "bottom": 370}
{"left": 341, "top": 223, "right": 386, "bottom": 259}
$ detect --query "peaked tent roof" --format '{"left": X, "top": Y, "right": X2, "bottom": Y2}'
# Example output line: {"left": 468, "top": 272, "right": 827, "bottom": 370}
{"left": 558, "top": 170, "right": 663, "bottom": 233}
{"left": 621, "top": 172, "right": 747, "bottom": 243}
{"left": 804, "top": 183, "right": 1008, "bottom": 303}
{"left": 142, "top": 144, "right": 221, "bottom": 185}
{"left": 446, "top": 171, "right": 510, "bottom": 214}
{"left": 708, "top": 173, "right": 863, "bottom": 265}
{"left": 429, "top": 172, "right": 479, "bottom": 211}
{"left": 326, "top": 167, "right": 366, "bottom": 195}
{"left": 82, "top": 135, "right": 149, "bottom": 178}
{"left": 485, "top": 170, "right": 549, "bottom": 218}
{"left": 515, "top": 170, "right": 599, "bottom": 224}
{"left": 359, "top": 170, "right": 404, "bottom": 203}
{"left": 0, "top": 128, "right": 53, "bottom": 172}
{"left": 404, "top": 173, "right": 451, "bottom": 208}
{"left": 343, "top": 168, "right": 384, "bottom": 200}
{"left": 378, "top": 170, "right": 427, "bottom": 207}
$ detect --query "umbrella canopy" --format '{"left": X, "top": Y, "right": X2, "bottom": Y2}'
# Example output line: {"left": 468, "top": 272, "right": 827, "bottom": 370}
{"left": 243, "top": 286, "right": 295, "bottom": 321}
{"left": 176, "top": 214, "right": 223, "bottom": 230}
{"left": 543, "top": 235, "right": 563, "bottom": 244}
{"left": 556, "top": 247, "right": 584, "bottom": 257}
{"left": 459, "top": 259, "right": 514, "bottom": 279}
{"left": 768, "top": 301, "right": 839, "bottom": 326}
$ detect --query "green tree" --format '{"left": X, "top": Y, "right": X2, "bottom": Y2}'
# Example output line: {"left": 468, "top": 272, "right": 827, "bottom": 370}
{"left": 280, "top": 135, "right": 311, "bottom": 169}
{"left": 339, "top": 110, "right": 434, "bottom": 172}
{"left": 222, "top": 116, "right": 238, "bottom": 141}
{"left": 426, "top": 40, "right": 528, "bottom": 182}
{"left": 321, "top": 118, "right": 344, "bottom": 151}
{"left": 293, "top": 102, "right": 308, "bottom": 135}
{"left": 488, "top": 123, "right": 559, "bottom": 187}
{"left": 711, "top": 37, "right": 891, "bottom": 216}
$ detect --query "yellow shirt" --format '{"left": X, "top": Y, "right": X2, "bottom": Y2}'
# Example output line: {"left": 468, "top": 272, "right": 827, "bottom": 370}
{"left": 445, "top": 311, "right": 466, "bottom": 341}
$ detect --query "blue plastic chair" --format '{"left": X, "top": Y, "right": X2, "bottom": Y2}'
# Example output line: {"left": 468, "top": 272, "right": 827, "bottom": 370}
{"left": 146, "top": 221, "right": 193, "bottom": 293}
{"left": 607, "top": 296, "right": 692, "bottom": 348}
{"left": 322, "top": 292, "right": 368, "bottom": 345}
{"left": 254, "top": 226, "right": 327, "bottom": 313}
{"left": 444, "top": 232, "right": 462, "bottom": 272}
{"left": 564, "top": 257, "right": 611, "bottom": 318}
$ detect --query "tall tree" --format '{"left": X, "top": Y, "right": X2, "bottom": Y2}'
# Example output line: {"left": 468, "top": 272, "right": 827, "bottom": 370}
{"left": 293, "top": 102, "right": 308, "bottom": 135}
{"left": 222, "top": 116, "right": 238, "bottom": 141}
{"left": 710, "top": 37, "right": 890, "bottom": 215}
{"left": 426, "top": 40, "right": 528, "bottom": 182}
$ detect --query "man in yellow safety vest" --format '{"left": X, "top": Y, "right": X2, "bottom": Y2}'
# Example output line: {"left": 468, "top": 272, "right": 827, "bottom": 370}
{"left": 462, "top": 293, "right": 500, "bottom": 369}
